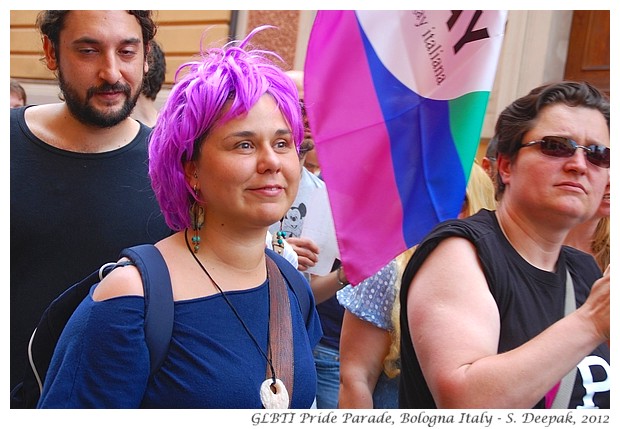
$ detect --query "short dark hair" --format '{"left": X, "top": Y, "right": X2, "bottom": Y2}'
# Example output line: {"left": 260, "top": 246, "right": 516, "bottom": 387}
{"left": 10, "top": 79, "right": 27, "bottom": 104}
{"left": 36, "top": 10, "right": 157, "bottom": 62}
{"left": 142, "top": 40, "right": 166, "bottom": 100}
{"left": 485, "top": 135, "right": 498, "bottom": 160}
{"left": 494, "top": 81, "right": 610, "bottom": 197}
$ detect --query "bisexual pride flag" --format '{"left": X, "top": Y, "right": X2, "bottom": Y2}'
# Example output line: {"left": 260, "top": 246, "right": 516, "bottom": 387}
{"left": 304, "top": 11, "right": 506, "bottom": 285}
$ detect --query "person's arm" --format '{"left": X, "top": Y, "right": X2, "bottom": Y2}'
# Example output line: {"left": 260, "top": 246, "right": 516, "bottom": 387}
{"left": 308, "top": 268, "right": 347, "bottom": 304}
{"left": 408, "top": 236, "right": 610, "bottom": 408}
{"left": 338, "top": 310, "right": 391, "bottom": 408}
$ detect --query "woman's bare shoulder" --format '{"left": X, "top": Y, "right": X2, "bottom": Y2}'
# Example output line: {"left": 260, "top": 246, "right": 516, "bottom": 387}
{"left": 92, "top": 260, "right": 144, "bottom": 301}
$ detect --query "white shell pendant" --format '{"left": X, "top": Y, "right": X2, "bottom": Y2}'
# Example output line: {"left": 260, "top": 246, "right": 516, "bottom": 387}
{"left": 260, "top": 378, "right": 289, "bottom": 409}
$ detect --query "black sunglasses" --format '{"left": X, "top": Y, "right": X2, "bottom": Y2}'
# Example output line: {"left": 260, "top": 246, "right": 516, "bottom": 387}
{"left": 520, "top": 136, "right": 610, "bottom": 168}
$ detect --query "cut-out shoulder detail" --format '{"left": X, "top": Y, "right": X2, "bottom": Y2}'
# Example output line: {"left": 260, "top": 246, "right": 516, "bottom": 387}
{"left": 92, "top": 263, "right": 144, "bottom": 301}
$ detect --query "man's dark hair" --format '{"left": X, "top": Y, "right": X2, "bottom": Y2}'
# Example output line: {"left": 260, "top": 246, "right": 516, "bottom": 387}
{"left": 10, "top": 79, "right": 27, "bottom": 104}
{"left": 494, "top": 81, "right": 610, "bottom": 197}
{"left": 142, "top": 40, "right": 166, "bottom": 101}
{"left": 36, "top": 10, "right": 157, "bottom": 62}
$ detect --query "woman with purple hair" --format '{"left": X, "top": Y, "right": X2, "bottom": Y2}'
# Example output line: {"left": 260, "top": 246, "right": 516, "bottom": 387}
{"left": 38, "top": 27, "right": 322, "bottom": 409}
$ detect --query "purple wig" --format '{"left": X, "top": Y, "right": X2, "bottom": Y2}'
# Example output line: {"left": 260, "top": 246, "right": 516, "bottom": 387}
{"left": 148, "top": 26, "right": 303, "bottom": 231}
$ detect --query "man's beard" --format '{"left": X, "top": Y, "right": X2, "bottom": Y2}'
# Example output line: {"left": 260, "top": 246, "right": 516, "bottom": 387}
{"left": 58, "top": 70, "right": 140, "bottom": 128}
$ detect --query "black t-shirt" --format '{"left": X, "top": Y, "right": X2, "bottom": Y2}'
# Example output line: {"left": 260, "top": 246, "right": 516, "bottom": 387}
{"left": 399, "top": 209, "right": 609, "bottom": 408}
{"left": 10, "top": 107, "right": 171, "bottom": 389}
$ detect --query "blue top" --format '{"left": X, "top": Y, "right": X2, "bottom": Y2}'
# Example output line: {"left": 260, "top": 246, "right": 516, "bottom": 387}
{"left": 336, "top": 260, "right": 398, "bottom": 330}
{"left": 38, "top": 278, "right": 322, "bottom": 408}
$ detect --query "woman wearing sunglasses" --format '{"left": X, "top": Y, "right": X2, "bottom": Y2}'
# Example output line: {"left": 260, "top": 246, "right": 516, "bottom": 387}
{"left": 400, "top": 81, "right": 610, "bottom": 409}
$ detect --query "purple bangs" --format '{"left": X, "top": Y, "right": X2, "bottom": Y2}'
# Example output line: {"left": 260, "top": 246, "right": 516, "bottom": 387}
{"left": 148, "top": 26, "right": 303, "bottom": 231}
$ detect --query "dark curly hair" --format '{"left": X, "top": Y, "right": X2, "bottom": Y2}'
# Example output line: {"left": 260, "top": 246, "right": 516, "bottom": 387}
{"left": 36, "top": 10, "right": 157, "bottom": 63}
{"left": 142, "top": 40, "right": 166, "bottom": 100}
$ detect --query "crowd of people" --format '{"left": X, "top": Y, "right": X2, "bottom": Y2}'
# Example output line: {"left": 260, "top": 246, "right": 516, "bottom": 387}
{"left": 10, "top": 10, "right": 609, "bottom": 410}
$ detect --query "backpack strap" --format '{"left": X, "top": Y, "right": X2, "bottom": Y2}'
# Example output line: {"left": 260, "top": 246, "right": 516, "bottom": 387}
{"left": 119, "top": 244, "right": 174, "bottom": 376}
{"left": 265, "top": 247, "right": 312, "bottom": 322}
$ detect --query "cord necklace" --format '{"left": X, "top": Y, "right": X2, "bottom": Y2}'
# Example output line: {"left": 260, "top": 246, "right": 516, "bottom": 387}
{"left": 183, "top": 229, "right": 288, "bottom": 408}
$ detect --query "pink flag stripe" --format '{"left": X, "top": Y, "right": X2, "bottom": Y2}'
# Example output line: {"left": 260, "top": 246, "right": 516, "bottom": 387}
{"left": 305, "top": 11, "right": 407, "bottom": 284}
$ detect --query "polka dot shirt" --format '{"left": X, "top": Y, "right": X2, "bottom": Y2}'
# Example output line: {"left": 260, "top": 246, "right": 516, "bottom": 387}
{"left": 336, "top": 259, "right": 398, "bottom": 330}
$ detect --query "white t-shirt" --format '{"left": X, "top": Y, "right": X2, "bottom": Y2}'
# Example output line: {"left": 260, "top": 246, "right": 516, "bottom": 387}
{"left": 265, "top": 231, "right": 298, "bottom": 268}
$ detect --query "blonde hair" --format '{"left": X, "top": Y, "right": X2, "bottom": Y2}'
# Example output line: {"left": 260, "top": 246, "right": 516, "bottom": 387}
{"left": 382, "top": 246, "right": 414, "bottom": 378}
{"left": 591, "top": 216, "right": 610, "bottom": 271}
{"left": 382, "top": 162, "right": 496, "bottom": 377}
{"left": 461, "top": 161, "right": 497, "bottom": 217}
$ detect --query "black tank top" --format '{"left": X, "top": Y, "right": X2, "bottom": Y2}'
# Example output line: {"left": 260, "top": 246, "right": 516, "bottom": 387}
{"left": 399, "top": 209, "right": 609, "bottom": 408}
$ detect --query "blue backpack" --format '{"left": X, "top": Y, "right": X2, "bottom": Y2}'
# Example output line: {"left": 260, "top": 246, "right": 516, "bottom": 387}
{"left": 10, "top": 244, "right": 310, "bottom": 408}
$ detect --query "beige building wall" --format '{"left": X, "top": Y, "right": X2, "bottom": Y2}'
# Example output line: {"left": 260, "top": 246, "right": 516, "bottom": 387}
{"left": 11, "top": 10, "right": 575, "bottom": 143}
{"left": 9, "top": 10, "right": 235, "bottom": 106}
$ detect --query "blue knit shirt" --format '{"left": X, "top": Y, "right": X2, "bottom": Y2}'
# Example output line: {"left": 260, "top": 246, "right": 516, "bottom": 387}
{"left": 38, "top": 279, "right": 322, "bottom": 408}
